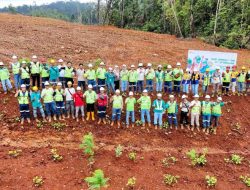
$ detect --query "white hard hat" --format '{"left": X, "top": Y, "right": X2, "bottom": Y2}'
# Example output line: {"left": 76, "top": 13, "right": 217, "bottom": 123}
{"left": 88, "top": 63, "right": 93, "bottom": 68}
{"left": 182, "top": 95, "right": 187, "bottom": 99}
{"left": 0, "top": 62, "right": 4, "bottom": 66}
{"left": 157, "top": 93, "right": 162, "bottom": 97}
{"left": 76, "top": 86, "right": 81, "bottom": 91}
{"left": 216, "top": 66, "right": 220, "bottom": 70}
{"left": 193, "top": 94, "right": 199, "bottom": 98}
{"left": 176, "top": 62, "right": 181, "bottom": 66}
{"left": 20, "top": 84, "right": 26, "bottom": 88}
{"left": 100, "top": 87, "right": 105, "bottom": 91}
{"left": 205, "top": 95, "right": 210, "bottom": 99}
{"left": 115, "top": 65, "right": 118, "bottom": 68}
{"left": 217, "top": 97, "right": 222, "bottom": 101}
{"left": 129, "top": 91, "right": 134, "bottom": 96}
{"left": 44, "top": 81, "right": 50, "bottom": 86}
{"left": 57, "top": 82, "right": 62, "bottom": 86}
{"left": 21, "top": 60, "right": 26, "bottom": 64}
{"left": 167, "top": 65, "right": 172, "bottom": 69}
{"left": 100, "top": 62, "right": 105, "bottom": 66}
{"left": 169, "top": 95, "right": 174, "bottom": 98}
{"left": 138, "top": 63, "right": 143, "bottom": 67}
{"left": 32, "top": 55, "right": 37, "bottom": 59}
{"left": 147, "top": 63, "right": 152, "bottom": 67}
{"left": 143, "top": 89, "right": 148, "bottom": 93}
{"left": 12, "top": 55, "right": 17, "bottom": 59}
{"left": 115, "top": 89, "right": 120, "bottom": 93}
{"left": 122, "top": 64, "right": 126, "bottom": 67}
{"left": 186, "top": 68, "right": 190, "bottom": 72}
{"left": 109, "top": 67, "right": 113, "bottom": 71}
{"left": 58, "top": 59, "right": 64, "bottom": 63}
{"left": 158, "top": 65, "right": 162, "bottom": 68}
{"left": 131, "top": 65, "right": 135, "bottom": 68}
{"left": 88, "top": 84, "right": 93, "bottom": 89}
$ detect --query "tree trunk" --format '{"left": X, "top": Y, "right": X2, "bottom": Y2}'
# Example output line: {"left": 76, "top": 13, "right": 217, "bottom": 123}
{"left": 120, "top": 0, "right": 125, "bottom": 27}
{"left": 213, "top": 0, "right": 221, "bottom": 45}
{"left": 103, "top": 0, "right": 113, "bottom": 25}
{"left": 190, "top": 0, "right": 195, "bottom": 37}
{"left": 97, "top": 0, "right": 101, "bottom": 24}
{"left": 169, "top": 0, "right": 183, "bottom": 38}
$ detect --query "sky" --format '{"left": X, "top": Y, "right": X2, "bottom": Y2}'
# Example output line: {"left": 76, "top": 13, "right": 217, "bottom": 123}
{"left": 0, "top": 0, "right": 96, "bottom": 8}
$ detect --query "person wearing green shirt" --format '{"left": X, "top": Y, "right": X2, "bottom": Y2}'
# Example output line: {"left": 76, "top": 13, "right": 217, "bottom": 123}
{"left": 30, "top": 55, "right": 41, "bottom": 88}
{"left": 83, "top": 84, "right": 97, "bottom": 121}
{"left": 64, "top": 62, "right": 76, "bottom": 87}
{"left": 189, "top": 94, "right": 201, "bottom": 131}
{"left": 164, "top": 65, "right": 173, "bottom": 93}
{"left": 85, "top": 63, "right": 97, "bottom": 91}
{"left": 96, "top": 62, "right": 106, "bottom": 90}
{"left": 166, "top": 95, "right": 178, "bottom": 129}
{"left": 110, "top": 89, "right": 123, "bottom": 128}
{"left": 20, "top": 60, "right": 31, "bottom": 90}
{"left": 40, "top": 58, "right": 50, "bottom": 88}
{"left": 155, "top": 65, "right": 164, "bottom": 93}
{"left": 53, "top": 82, "right": 66, "bottom": 120}
{"left": 128, "top": 65, "right": 138, "bottom": 93}
{"left": 125, "top": 91, "right": 136, "bottom": 128}
{"left": 201, "top": 95, "right": 212, "bottom": 134}
{"left": 173, "top": 62, "right": 183, "bottom": 96}
{"left": 237, "top": 66, "right": 247, "bottom": 96}
{"left": 137, "top": 89, "right": 151, "bottom": 127}
{"left": 222, "top": 66, "right": 231, "bottom": 96}
{"left": 145, "top": 63, "right": 155, "bottom": 94}
{"left": 0, "top": 62, "right": 13, "bottom": 94}
{"left": 120, "top": 64, "right": 129, "bottom": 94}
{"left": 11, "top": 55, "right": 21, "bottom": 90}
{"left": 152, "top": 93, "right": 166, "bottom": 129}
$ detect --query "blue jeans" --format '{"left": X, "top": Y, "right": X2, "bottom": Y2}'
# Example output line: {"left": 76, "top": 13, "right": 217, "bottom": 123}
{"left": 203, "top": 85, "right": 208, "bottom": 93}
{"left": 78, "top": 81, "right": 86, "bottom": 91}
{"left": 59, "top": 77, "right": 65, "bottom": 87}
{"left": 154, "top": 112, "right": 163, "bottom": 126}
{"left": 107, "top": 82, "right": 115, "bottom": 94}
{"left": 56, "top": 101, "right": 66, "bottom": 116}
{"left": 156, "top": 81, "right": 163, "bottom": 92}
{"left": 141, "top": 109, "right": 151, "bottom": 123}
{"left": 173, "top": 81, "right": 181, "bottom": 93}
{"left": 1, "top": 79, "right": 12, "bottom": 92}
{"left": 238, "top": 82, "right": 245, "bottom": 92}
{"left": 88, "top": 80, "right": 97, "bottom": 91}
{"left": 19, "top": 104, "right": 30, "bottom": 119}
{"left": 97, "top": 79, "right": 106, "bottom": 88}
{"left": 146, "top": 80, "right": 153, "bottom": 92}
{"left": 168, "top": 113, "right": 177, "bottom": 127}
{"left": 33, "top": 106, "right": 45, "bottom": 118}
{"left": 212, "top": 115, "right": 220, "bottom": 127}
{"left": 191, "top": 84, "right": 199, "bottom": 95}
{"left": 129, "top": 82, "right": 136, "bottom": 92}
{"left": 202, "top": 115, "right": 211, "bottom": 128}
{"left": 45, "top": 102, "right": 56, "bottom": 116}
{"left": 164, "top": 81, "right": 172, "bottom": 93}
{"left": 21, "top": 78, "right": 30, "bottom": 90}
{"left": 126, "top": 111, "right": 135, "bottom": 125}
{"left": 137, "top": 80, "right": 144, "bottom": 93}
{"left": 182, "top": 83, "right": 189, "bottom": 94}
{"left": 14, "top": 74, "right": 21, "bottom": 89}
{"left": 112, "top": 108, "right": 121, "bottom": 121}
{"left": 121, "top": 80, "right": 128, "bottom": 92}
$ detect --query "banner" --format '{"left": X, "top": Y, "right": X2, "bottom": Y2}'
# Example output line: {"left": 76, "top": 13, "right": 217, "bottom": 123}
{"left": 187, "top": 50, "right": 237, "bottom": 73}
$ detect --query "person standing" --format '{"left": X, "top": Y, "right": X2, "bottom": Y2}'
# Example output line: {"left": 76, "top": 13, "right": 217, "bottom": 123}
{"left": 97, "top": 87, "right": 108, "bottom": 124}
{"left": 64, "top": 62, "right": 75, "bottom": 87}
{"left": 137, "top": 89, "right": 151, "bottom": 128}
{"left": 40, "top": 58, "right": 50, "bottom": 88}
{"left": 120, "top": 64, "right": 129, "bottom": 95}
{"left": 96, "top": 62, "right": 106, "bottom": 91}
{"left": 137, "top": 63, "right": 145, "bottom": 93}
{"left": 65, "top": 81, "right": 75, "bottom": 119}
{"left": 211, "top": 67, "right": 221, "bottom": 97}
{"left": 10, "top": 55, "right": 21, "bottom": 90}
{"left": 145, "top": 63, "right": 155, "bottom": 94}
{"left": 189, "top": 94, "right": 201, "bottom": 131}
{"left": 182, "top": 68, "right": 191, "bottom": 94}
{"left": 30, "top": 55, "right": 40, "bottom": 88}
{"left": 0, "top": 62, "right": 13, "bottom": 94}
{"left": 230, "top": 65, "right": 238, "bottom": 95}
{"left": 237, "top": 66, "right": 247, "bottom": 96}
{"left": 125, "top": 91, "right": 136, "bottom": 128}
{"left": 164, "top": 65, "right": 173, "bottom": 94}
{"left": 73, "top": 86, "right": 85, "bottom": 122}
{"left": 54, "top": 82, "right": 66, "bottom": 120}
{"left": 202, "top": 68, "right": 211, "bottom": 96}
{"left": 49, "top": 59, "right": 59, "bottom": 86}
{"left": 222, "top": 66, "right": 231, "bottom": 96}
{"left": 85, "top": 64, "right": 97, "bottom": 91}
{"left": 110, "top": 89, "right": 123, "bottom": 128}
{"left": 172, "top": 62, "right": 183, "bottom": 97}
{"left": 179, "top": 95, "right": 190, "bottom": 130}
{"left": 201, "top": 95, "right": 212, "bottom": 134}
{"left": 105, "top": 67, "right": 115, "bottom": 94}
{"left": 152, "top": 93, "right": 166, "bottom": 129}
{"left": 155, "top": 65, "right": 164, "bottom": 93}
{"left": 20, "top": 60, "right": 31, "bottom": 90}
{"left": 128, "top": 65, "right": 138, "bottom": 93}
{"left": 58, "top": 59, "right": 65, "bottom": 87}
{"left": 190, "top": 69, "right": 200, "bottom": 95}
{"left": 83, "top": 84, "right": 97, "bottom": 121}
{"left": 166, "top": 95, "right": 178, "bottom": 129}
{"left": 76, "top": 63, "right": 86, "bottom": 91}
{"left": 114, "top": 65, "right": 120, "bottom": 90}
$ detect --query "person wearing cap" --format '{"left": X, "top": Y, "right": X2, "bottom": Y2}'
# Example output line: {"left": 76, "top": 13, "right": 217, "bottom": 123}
{"left": 30, "top": 86, "right": 46, "bottom": 122}
{"left": 190, "top": 69, "right": 200, "bottom": 96}
{"left": 65, "top": 81, "right": 76, "bottom": 119}
{"left": 64, "top": 62, "right": 75, "bottom": 88}
{"left": 230, "top": 65, "right": 238, "bottom": 95}
{"left": 182, "top": 68, "right": 191, "bottom": 94}
{"left": 211, "top": 67, "right": 221, "bottom": 97}
{"left": 155, "top": 65, "right": 164, "bottom": 93}
{"left": 85, "top": 63, "right": 97, "bottom": 91}
{"left": 30, "top": 55, "right": 41, "bottom": 88}
{"left": 164, "top": 65, "right": 173, "bottom": 94}
{"left": 137, "top": 89, "right": 151, "bottom": 127}
{"left": 145, "top": 63, "right": 155, "bottom": 94}
{"left": 41, "top": 81, "right": 56, "bottom": 122}
{"left": 152, "top": 93, "right": 166, "bottom": 129}
{"left": 202, "top": 68, "right": 211, "bottom": 96}
{"left": 201, "top": 95, "right": 212, "bottom": 134}
{"left": 0, "top": 62, "right": 13, "bottom": 94}
{"left": 128, "top": 65, "right": 138, "bottom": 93}
{"left": 137, "top": 63, "right": 145, "bottom": 93}
{"left": 15, "top": 84, "right": 31, "bottom": 124}
{"left": 237, "top": 66, "right": 247, "bottom": 96}
{"left": 114, "top": 65, "right": 120, "bottom": 90}
{"left": 125, "top": 91, "right": 136, "bottom": 128}
{"left": 96, "top": 62, "right": 106, "bottom": 91}
{"left": 173, "top": 62, "right": 183, "bottom": 96}
{"left": 105, "top": 67, "right": 115, "bottom": 94}
{"left": 40, "top": 58, "right": 50, "bottom": 88}
{"left": 221, "top": 66, "right": 231, "bottom": 96}
{"left": 76, "top": 63, "right": 86, "bottom": 91}
{"left": 83, "top": 84, "right": 97, "bottom": 121}
{"left": 57, "top": 59, "right": 65, "bottom": 87}
{"left": 246, "top": 67, "right": 250, "bottom": 96}
{"left": 49, "top": 59, "right": 59, "bottom": 86}
{"left": 20, "top": 60, "right": 31, "bottom": 90}
{"left": 10, "top": 55, "right": 21, "bottom": 90}
{"left": 165, "top": 95, "right": 178, "bottom": 129}
{"left": 97, "top": 87, "right": 108, "bottom": 124}
{"left": 110, "top": 89, "right": 123, "bottom": 128}
{"left": 120, "top": 64, "right": 129, "bottom": 95}
{"left": 189, "top": 94, "right": 201, "bottom": 131}
{"left": 179, "top": 95, "right": 190, "bottom": 130}
{"left": 53, "top": 82, "right": 66, "bottom": 120}
{"left": 73, "top": 87, "right": 85, "bottom": 122}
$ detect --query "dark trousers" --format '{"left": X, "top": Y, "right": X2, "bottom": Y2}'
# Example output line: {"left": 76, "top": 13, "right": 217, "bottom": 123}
{"left": 78, "top": 81, "right": 86, "bottom": 91}
{"left": 222, "top": 82, "right": 230, "bottom": 93}
{"left": 115, "top": 80, "right": 120, "bottom": 90}
{"left": 31, "top": 74, "right": 40, "bottom": 88}
{"left": 180, "top": 111, "right": 189, "bottom": 125}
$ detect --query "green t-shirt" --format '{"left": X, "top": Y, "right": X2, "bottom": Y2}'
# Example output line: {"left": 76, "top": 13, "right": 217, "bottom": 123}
{"left": 113, "top": 95, "right": 123, "bottom": 109}
{"left": 84, "top": 90, "right": 97, "bottom": 104}
{"left": 137, "top": 96, "right": 151, "bottom": 110}
{"left": 125, "top": 97, "right": 136, "bottom": 111}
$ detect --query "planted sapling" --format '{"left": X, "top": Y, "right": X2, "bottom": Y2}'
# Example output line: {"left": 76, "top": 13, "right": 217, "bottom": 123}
{"left": 33, "top": 176, "right": 44, "bottom": 187}
{"left": 80, "top": 132, "right": 95, "bottom": 164}
{"left": 8, "top": 149, "right": 22, "bottom": 158}
{"left": 186, "top": 148, "right": 208, "bottom": 166}
{"left": 162, "top": 156, "right": 177, "bottom": 167}
{"left": 84, "top": 169, "right": 109, "bottom": 190}
{"left": 115, "top": 144, "right": 123, "bottom": 158}
{"left": 163, "top": 174, "right": 179, "bottom": 186}
{"left": 240, "top": 175, "right": 250, "bottom": 187}
{"left": 51, "top": 148, "right": 63, "bottom": 162}
{"left": 126, "top": 177, "right": 136, "bottom": 189}
{"left": 225, "top": 154, "right": 244, "bottom": 165}
{"left": 128, "top": 152, "right": 137, "bottom": 162}
{"left": 205, "top": 175, "right": 217, "bottom": 187}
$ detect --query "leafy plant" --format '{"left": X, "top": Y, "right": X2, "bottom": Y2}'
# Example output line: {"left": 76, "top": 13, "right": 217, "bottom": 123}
{"left": 128, "top": 152, "right": 137, "bottom": 162}
{"left": 51, "top": 122, "right": 66, "bottom": 131}
{"left": 8, "top": 150, "right": 22, "bottom": 157}
{"left": 33, "top": 176, "right": 44, "bottom": 187}
{"left": 162, "top": 156, "right": 177, "bottom": 167}
{"left": 51, "top": 148, "right": 63, "bottom": 162}
{"left": 225, "top": 154, "right": 244, "bottom": 165}
{"left": 186, "top": 148, "right": 208, "bottom": 166}
{"left": 84, "top": 169, "right": 109, "bottom": 190}
{"left": 240, "top": 175, "right": 250, "bottom": 187}
{"left": 205, "top": 175, "right": 217, "bottom": 187}
{"left": 163, "top": 174, "right": 179, "bottom": 186}
{"left": 80, "top": 132, "right": 95, "bottom": 163}
{"left": 162, "top": 122, "right": 169, "bottom": 129}
{"left": 37, "top": 121, "right": 43, "bottom": 129}
{"left": 135, "top": 120, "right": 142, "bottom": 126}
{"left": 126, "top": 177, "right": 136, "bottom": 188}
{"left": 115, "top": 144, "right": 123, "bottom": 158}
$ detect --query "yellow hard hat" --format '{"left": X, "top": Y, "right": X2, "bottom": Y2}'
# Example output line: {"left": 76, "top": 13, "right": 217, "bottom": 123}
{"left": 206, "top": 68, "right": 210, "bottom": 72}
{"left": 242, "top": 66, "right": 246, "bottom": 70}
{"left": 50, "top": 59, "right": 55, "bottom": 64}
{"left": 32, "top": 86, "right": 38, "bottom": 91}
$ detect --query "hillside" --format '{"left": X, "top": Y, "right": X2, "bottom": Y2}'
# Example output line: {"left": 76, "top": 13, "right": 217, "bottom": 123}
{"left": 0, "top": 13, "right": 250, "bottom": 67}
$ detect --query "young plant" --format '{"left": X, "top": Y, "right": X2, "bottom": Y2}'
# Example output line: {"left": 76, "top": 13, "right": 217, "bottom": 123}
{"left": 126, "top": 177, "right": 136, "bottom": 188}
{"left": 51, "top": 148, "right": 63, "bottom": 162}
{"left": 84, "top": 169, "right": 109, "bottom": 190}
{"left": 205, "top": 175, "right": 217, "bottom": 187}
{"left": 37, "top": 121, "right": 43, "bottom": 129}
{"left": 162, "top": 122, "right": 169, "bottom": 129}
{"left": 163, "top": 174, "right": 179, "bottom": 186}
{"left": 240, "top": 175, "right": 250, "bottom": 187}
{"left": 80, "top": 132, "right": 95, "bottom": 163}
{"left": 51, "top": 122, "right": 66, "bottom": 131}
{"left": 135, "top": 120, "right": 142, "bottom": 126}
{"left": 162, "top": 156, "right": 177, "bottom": 167}
{"left": 231, "top": 154, "right": 244, "bottom": 165}
{"left": 115, "top": 144, "right": 123, "bottom": 158}
{"left": 8, "top": 150, "right": 22, "bottom": 158}
{"left": 186, "top": 148, "right": 208, "bottom": 166}
{"left": 33, "top": 176, "right": 44, "bottom": 187}
{"left": 128, "top": 152, "right": 137, "bottom": 162}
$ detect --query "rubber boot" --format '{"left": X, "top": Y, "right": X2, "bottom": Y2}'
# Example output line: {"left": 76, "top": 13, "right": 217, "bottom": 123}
{"left": 91, "top": 112, "right": 95, "bottom": 121}
{"left": 86, "top": 112, "right": 90, "bottom": 121}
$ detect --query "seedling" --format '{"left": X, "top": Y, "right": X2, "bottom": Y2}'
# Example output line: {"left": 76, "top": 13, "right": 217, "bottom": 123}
{"left": 84, "top": 169, "right": 109, "bottom": 190}
{"left": 162, "top": 156, "right": 177, "bottom": 167}
{"left": 80, "top": 132, "right": 95, "bottom": 163}
{"left": 13, "top": 116, "right": 20, "bottom": 123}
{"left": 225, "top": 154, "right": 244, "bottom": 165}
{"left": 163, "top": 174, "right": 179, "bottom": 186}
{"left": 51, "top": 122, "right": 66, "bottom": 131}
{"left": 126, "top": 177, "right": 136, "bottom": 188}
{"left": 162, "top": 122, "right": 169, "bottom": 129}
{"left": 115, "top": 144, "right": 123, "bottom": 158}
{"left": 186, "top": 148, "right": 208, "bottom": 166}
{"left": 240, "top": 175, "right": 250, "bottom": 187}
{"left": 205, "top": 175, "right": 217, "bottom": 187}
{"left": 135, "top": 120, "right": 142, "bottom": 126}
{"left": 33, "top": 176, "right": 44, "bottom": 187}
{"left": 128, "top": 152, "right": 137, "bottom": 162}
{"left": 37, "top": 121, "right": 43, "bottom": 129}
{"left": 8, "top": 150, "right": 22, "bottom": 158}
{"left": 51, "top": 148, "right": 63, "bottom": 162}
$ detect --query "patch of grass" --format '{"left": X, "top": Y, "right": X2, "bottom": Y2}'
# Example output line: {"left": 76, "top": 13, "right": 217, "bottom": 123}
{"left": 162, "top": 156, "right": 177, "bottom": 167}
{"left": 51, "top": 122, "right": 66, "bottom": 131}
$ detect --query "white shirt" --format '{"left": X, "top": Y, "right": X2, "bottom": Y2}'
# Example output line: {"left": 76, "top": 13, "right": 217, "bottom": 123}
{"left": 180, "top": 101, "right": 190, "bottom": 112}
{"left": 65, "top": 87, "right": 75, "bottom": 101}
{"left": 76, "top": 69, "right": 85, "bottom": 81}
{"left": 58, "top": 65, "right": 65, "bottom": 77}
{"left": 137, "top": 68, "right": 145, "bottom": 81}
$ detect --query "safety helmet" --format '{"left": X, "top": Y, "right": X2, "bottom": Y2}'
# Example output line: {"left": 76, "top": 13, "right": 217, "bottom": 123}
{"left": 32, "top": 86, "right": 38, "bottom": 91}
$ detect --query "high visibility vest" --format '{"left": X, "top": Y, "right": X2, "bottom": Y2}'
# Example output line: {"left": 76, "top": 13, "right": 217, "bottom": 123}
{"left": 54, "top": 89, "right": 64, "bottom": 102}
{"left": 155, "top": 71, "right": 164, "bottom": 82}
{"left": 40, "top": 64, "right": 49, "bottom": 77}
{"left": 21, "top": 67, "right": 30, "bottom": 79}
{"left": 191, "top": 101, "right": 201, "bottom": 114}
{"left": 173, "top": 68, "right": 182, "bottom": 81}
{"left": 155, "top": 100, "right": 164, "bottom": 111}
{"left": 164, "top": 71, "right": 173, "bottom": 81}
{"left": 128, "top": 71, "right": 138, "bottom": 82}
{"left": 42, "top": 88, "right": 54, "bottom": 103}
{"left": 86, "top": 69, "right": 96, "bottom": 80}
{"left": 113, "top": 95, "right": 123, "bottom": 109}
{"left": 202, "top": 101, "right": 211, "bottom": 115}
{"left": 212, "top": 103, "right": 222, "bottom": 115}
{"left": 12, "top": 62, "right": 20, "bottom": 74}
{"left": 120, "top": 70, "right": 129, "bottom": 81}
{"left": 203, "top": 74, "right": 210, "bottom": 86}
{"left": 65, "top": 67, "right": 74, "bottom": 78}
{"left": 167, "top": 101, "right": 176, "bottom": 114}
{"left": 222, "top": 72, "right": 231, "bottom": 82}
{"left": 84, "top": 91, "right": 97, "bottom": 104}
{"left": 0, "top": 68, "right": 10, "bottom": 80}
{"left": 146, "top": 69, "right": 155, "bottom": 80}
{"left": 237, "top": 72, "right": 246, "bottom": 82}
{"left": 96, "top": 68, "right": 106, "bottom": 79}
{"left": 30, "top": 62, "right": 40, "bottom": 74}
{"left": 18, "top": 91, "right": 29, "bottom": 104}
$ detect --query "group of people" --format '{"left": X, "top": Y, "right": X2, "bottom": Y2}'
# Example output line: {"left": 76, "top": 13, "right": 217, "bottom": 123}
{"left": 0, "top": 55, "right": 246, "bottom": 134}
